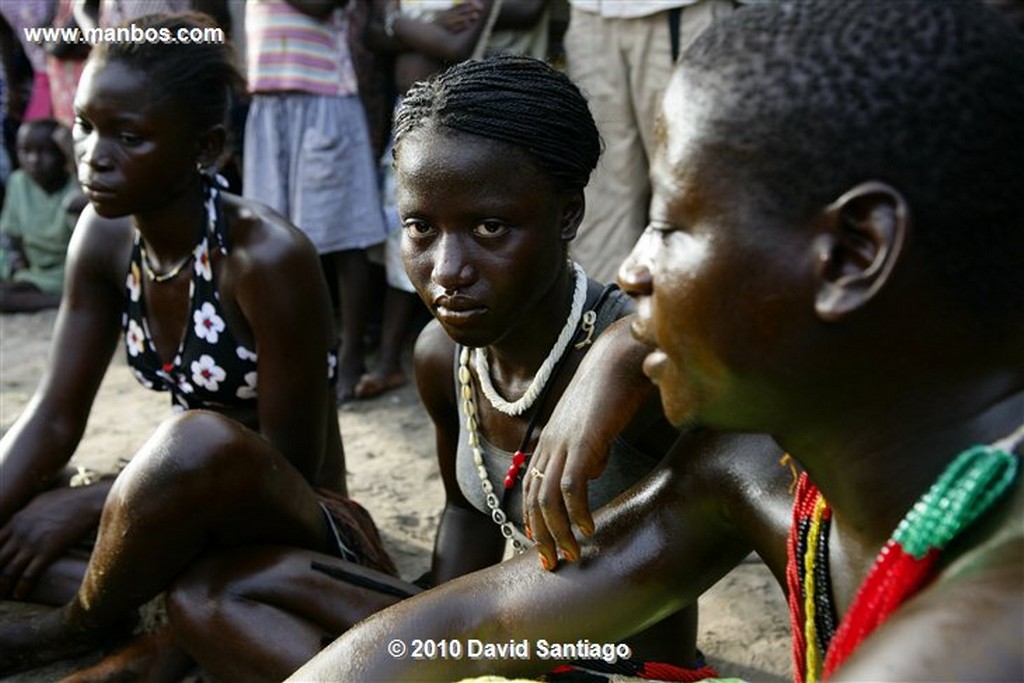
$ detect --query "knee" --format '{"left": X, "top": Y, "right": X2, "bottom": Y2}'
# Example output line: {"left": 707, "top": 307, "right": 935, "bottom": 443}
{"left": 113, "top": 411, "right": 255, "bottom": 505}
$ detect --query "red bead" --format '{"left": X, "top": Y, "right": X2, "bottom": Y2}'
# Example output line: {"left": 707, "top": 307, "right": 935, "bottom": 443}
{"left": 503, "top": 474, "right": 515, "bottom": 489}
{"left": 513, "top": 451, "right": 527, "bottom": 466}
{"left": 162, "top": 363, "right": 173, "bottom": 373}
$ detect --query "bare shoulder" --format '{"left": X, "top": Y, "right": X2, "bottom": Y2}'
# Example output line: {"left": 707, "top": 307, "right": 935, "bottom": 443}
{"left": 833, "top": 480, "right": 1024, "bottom": 681}
{"left": 67, "top": 205, "right": 133, "bottom": 282}
{"left": 413, "top": 320, "right": 458, "bottom": 418}
{"left": 414, "top": 320, "right": 456, "bottom": 370}
{"left": 220, "top": 193, "right": 319, "bottom": 265}
{"left": 215, "top": 194, "right": 334, "bottom": 344}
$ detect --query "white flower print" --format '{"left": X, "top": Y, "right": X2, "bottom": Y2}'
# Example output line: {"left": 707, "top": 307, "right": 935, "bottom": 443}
{"left": 191, "top": 354, "right": 225, "bottom": 391}
{"left": 194, "top": 302, "right": 226, "bottom": 344}
{"left": 327, "top": 352, "right": 337, "bottom": 380}
{"left": 237, "top": 345, "right": 257, "bottom": 362}
{"left": 127, "top": 261, "right": 142, "bottom": 302}
{"left": 236, "top": 371, "right": 257, "bottom": 400}
{"left": 194, "top": 239, "right": 212, "bottom": 282}
{"left": 125, "top": 319, "right": 146, "bottom": 357}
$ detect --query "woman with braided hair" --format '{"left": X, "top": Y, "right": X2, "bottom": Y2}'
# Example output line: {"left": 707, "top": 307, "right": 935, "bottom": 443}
{"left": 159, "top": 55, "right": 761, "bottom": 682}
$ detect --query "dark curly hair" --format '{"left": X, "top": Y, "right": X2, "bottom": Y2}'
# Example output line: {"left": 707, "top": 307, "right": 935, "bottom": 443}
{"left": 682, "top": 0, "right": 1024, "bottom": 317}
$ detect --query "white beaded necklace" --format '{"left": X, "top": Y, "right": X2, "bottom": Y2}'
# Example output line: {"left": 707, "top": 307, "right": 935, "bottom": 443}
{"left": 472, "top": 261, "right": 587, "bottom": 416}
{"left": 459, "top": 346, "right": 529, "bottom": 553}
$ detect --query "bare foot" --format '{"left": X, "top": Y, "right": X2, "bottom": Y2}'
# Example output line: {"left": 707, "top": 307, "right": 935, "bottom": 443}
{"left": 353, "top": 371, "right": 408, "bottom": 400}
{"left": 336, "top": 356, "right": 365, "bottom": 406}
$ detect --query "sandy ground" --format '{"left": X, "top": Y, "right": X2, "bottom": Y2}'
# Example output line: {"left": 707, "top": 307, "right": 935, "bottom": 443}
{"left": 0, "top": 308, "right": 791, "bottom": 682}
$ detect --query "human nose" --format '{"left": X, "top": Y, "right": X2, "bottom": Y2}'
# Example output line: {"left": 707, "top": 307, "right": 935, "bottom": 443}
{"left": 75, "top": 130, "right": 111, "bottom": 173}
{"left": 431, "top": 232, "right": 476, "bottom": 291}
{"left": 617, "top": 224, "right": 657, "bottom": 297}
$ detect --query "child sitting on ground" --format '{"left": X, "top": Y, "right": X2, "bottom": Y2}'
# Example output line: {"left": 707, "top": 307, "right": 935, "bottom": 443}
{"left": 1, "top": 118, "right": 85, "bottom": 312}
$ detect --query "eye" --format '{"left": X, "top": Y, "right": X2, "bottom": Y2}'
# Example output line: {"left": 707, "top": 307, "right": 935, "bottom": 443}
{"left": 646, "top": 219, "right": 682, "bottom": 244}
{"left": 472, "top": 220, "right": 508, "bottom": 239}
{"left": 118, "top": 131, "right": 143, "bottom": 146}
{"left": 402, "top": 219, "right": 435, "bottom": 238}
{"left": 72, "top": 117, "right": 92, "bottom": 138}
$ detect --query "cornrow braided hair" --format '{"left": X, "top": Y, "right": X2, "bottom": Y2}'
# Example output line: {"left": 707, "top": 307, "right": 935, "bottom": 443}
{"left": 394, "top": 55, "right": 600, "bottom": 193}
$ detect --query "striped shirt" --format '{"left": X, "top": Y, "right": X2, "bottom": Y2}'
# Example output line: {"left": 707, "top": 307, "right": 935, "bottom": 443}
{"left": 245, "top": 0, "right": 358, "bottom": 97}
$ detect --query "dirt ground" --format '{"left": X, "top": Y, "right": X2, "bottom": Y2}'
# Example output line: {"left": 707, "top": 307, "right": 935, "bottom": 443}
{"left": 0, "top": 308, "right": 791, "bottom": 682}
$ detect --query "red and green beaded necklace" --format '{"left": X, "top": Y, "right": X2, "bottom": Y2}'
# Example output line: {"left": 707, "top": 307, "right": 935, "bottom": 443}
{"left": 786, "top": 424, "right": 1023, "bottom": 683}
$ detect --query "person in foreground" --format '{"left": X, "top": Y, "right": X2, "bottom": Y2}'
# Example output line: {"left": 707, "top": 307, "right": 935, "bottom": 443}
{"left": 162, "top": 55, "right": 724, "bottom": 683}
{"left": 290, "top": 1, "right": 1024, "bottom": 681}
{"left": 0, "top": 12, "right": 395, "bottom": 676}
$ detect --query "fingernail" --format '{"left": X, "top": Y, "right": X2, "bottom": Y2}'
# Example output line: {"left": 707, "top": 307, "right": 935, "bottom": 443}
{"left": 525, "top": 526, "right": 533, "bottom": 540}
{"left": 560, "top": 547, "right": 577, "bottom": 563}
{"left": 540, "top": 554, "right": 553, "bottom": 571}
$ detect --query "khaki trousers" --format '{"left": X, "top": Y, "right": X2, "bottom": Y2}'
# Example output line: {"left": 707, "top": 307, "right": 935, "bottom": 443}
{"left": 565, "top": 0, "right": 736, "bottom": 283}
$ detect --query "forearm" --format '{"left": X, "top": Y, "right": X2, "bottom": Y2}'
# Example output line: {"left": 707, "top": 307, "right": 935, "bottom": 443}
{"left": 568, "top": 316, "right": 659, "bottom": 443}
{"left": 391, "top": 13, "right": 484, "bottom": 63}
{"left": 293, "top": 464, "right": 751, "bottom": 682}
{"left": 291, "top": 548, "right": 676, "bottom": 682}
{"left": 0, "top": 410, "right": 85, "bottom": 522}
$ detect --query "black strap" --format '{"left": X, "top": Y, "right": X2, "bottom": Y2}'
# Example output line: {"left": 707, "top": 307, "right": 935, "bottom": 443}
{"left": 668, "top": 7, "right": 683, "bottom": 63}
{"left": 310, "top": 560, "right": 418, "bottom": 599}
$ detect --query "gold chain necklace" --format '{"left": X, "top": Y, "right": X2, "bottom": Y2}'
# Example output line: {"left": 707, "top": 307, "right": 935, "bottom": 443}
{"left": 139, "top": 240, "right": 195, "bottom": 283}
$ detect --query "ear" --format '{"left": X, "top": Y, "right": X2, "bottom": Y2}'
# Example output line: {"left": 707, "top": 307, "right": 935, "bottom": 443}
{"left": 558, "top": 192, "right": 586, "bottom": 241}
{"left": 813, "top": 181, "right": 909, "bottom": 322}
{"left": 196, "top": 124, "right": 227, "bottom": 172}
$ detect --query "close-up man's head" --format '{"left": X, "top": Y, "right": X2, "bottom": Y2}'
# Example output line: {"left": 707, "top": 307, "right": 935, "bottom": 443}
{"left": 623, "top": 0, "right": 1024, "bottom": 431}
{"left": 668, "top": 0, "right": 1024, "bottom": 319}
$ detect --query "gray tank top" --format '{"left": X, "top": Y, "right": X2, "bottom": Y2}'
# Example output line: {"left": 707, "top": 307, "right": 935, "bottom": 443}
{"left": 454, "top": 286, "right": 662, "bottom": 548}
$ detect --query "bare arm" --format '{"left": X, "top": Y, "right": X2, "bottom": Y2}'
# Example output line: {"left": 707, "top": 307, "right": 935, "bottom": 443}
{"left": 224, "top": 199, "right": 337, "bottom": 483}
{"left": 523, "top": 315, "right": 668, "bottom": 566}
{"left": 390, "top": 0, "right": 496, "bottom": 64}
{"left": 0, "top": 208, "right": 127, "bottom": 523}
{"left": 288, "top": 431, "right": 786, "bottom": 682}
{"left": 0, "top": 210, "right": 129, "bottom": 598}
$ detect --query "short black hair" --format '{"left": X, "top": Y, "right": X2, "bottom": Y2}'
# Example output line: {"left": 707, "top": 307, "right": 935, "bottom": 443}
{"left": 682, "top": 0, "right": 1024, "bottom": 317}
{"left": 91, "top": 12, "right": 243, "bottom": 131}
{"left": 18, "top": 117, "right": 63, "bottom": 144}
{"left": 394, "top": 55, "right": 601, "bottom": 194}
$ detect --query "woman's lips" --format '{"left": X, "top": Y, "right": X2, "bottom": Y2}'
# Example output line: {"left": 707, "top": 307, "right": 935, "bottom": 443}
{"left": 82, "top": 183, "right": 117, "bottom": 201}
{"left": 435, "top": 304, "right": 486, "bottom": 326}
